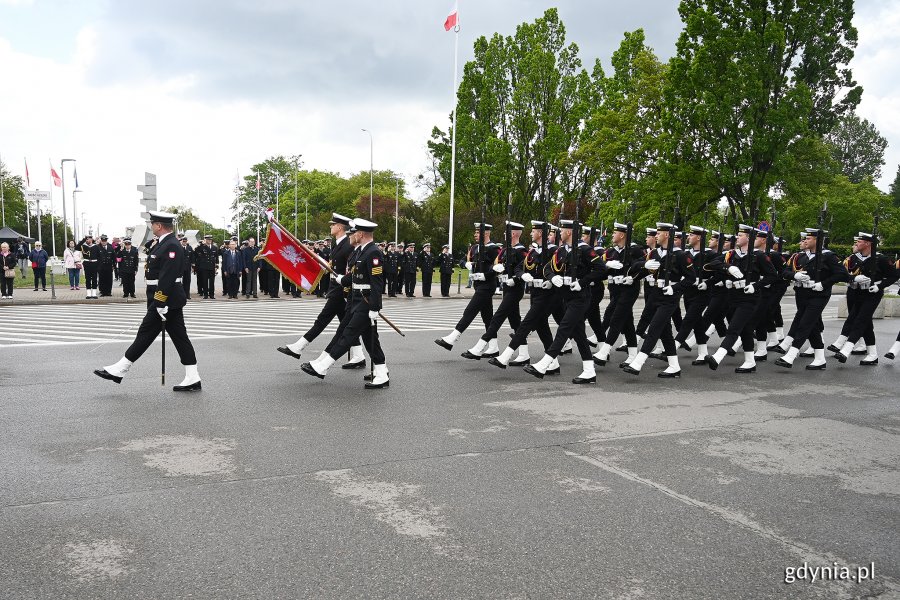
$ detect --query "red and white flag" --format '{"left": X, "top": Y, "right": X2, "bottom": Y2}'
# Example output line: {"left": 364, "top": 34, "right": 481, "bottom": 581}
{"left": 258, "top": 219, "right": 327, "bottom": 291}
{"left": 444, "top": 2, "right": 458, "bottom": 31}
{"left": 51, "top": 166, "right": 62, "bottom": 187}
{"left": 24, "top": 158, "right": 30, "bottom": 187}
{"left": 256, "top": 174, "right": 261, "bottom": 190}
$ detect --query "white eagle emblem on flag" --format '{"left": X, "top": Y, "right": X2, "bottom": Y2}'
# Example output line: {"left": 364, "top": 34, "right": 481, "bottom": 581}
{"left": 279, "top": 246, "right": 307, "bottom": 267}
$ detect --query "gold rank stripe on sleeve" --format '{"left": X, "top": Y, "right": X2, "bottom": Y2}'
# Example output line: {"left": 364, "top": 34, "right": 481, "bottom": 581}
{"left": 153, "top": 291, "right": 168, "bottom": 303}
{"left": 372, "top": 266, "right": 383, "bottom": 275}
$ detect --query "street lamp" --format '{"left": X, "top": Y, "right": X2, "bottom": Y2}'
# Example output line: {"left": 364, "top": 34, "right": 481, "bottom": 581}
{"left": 81, "top": 212, "right": 86, "bottom": 239}
{"left": 361, "top": 128, "right": 373, "bottom": 218}
{"left": 61, "top": 159, "right": 76, "bottom": 250}
{"left": 73, "top": 189, "right": 83, "bottom": 240}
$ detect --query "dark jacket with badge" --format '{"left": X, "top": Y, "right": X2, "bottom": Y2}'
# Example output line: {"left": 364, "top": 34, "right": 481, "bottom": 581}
{"left": 116, "top": 246, "right": 140, "bottom": 274}
{"left": 96, "top": 243, "right": 115, "bottom": 270}
{"left": 193, "top": 242, "right": 219, "bottom": 270}
{"left": 147, "top": 233, "right": 188, "bottom": 310}
{"left": 326, "top": 236, "right": 353, "bottom": 299}
{"left": 339, "top": 241, "right": 384, "bottom": 312}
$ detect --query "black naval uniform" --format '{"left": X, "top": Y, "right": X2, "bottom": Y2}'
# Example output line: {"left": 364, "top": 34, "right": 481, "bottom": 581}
{"left": 439, "top": 251, "right": 455, "bottom": 297}
{"left": 476, "top": 242, "right": 527, "bottom": 345}
{"left": 324, "top": 241, "right": 385, "bottom": 363}
{"left": 304, "top": 235, "right": 353, "bottom": 342}
{"left": 124, "top": 233, "right": 197, "bottom": 366}
{"left": 754, "top": 244, "right": 789, "bottom": 347}
{"left": 77, "top": 238, "right": 99, "bottom": 294}
{"left": 96, "top": 242, "right": 115, "bottom": 296}
{"left": 402, "top": 250, "right": 418, "bottom": 297}
{"left": 419, "top": 249, "right": 437, "bottom": 297}
{"left": 117, "top": 244, "right": 140, "bottom": 298}
{"left": 506, "top": 243, "right": 556, "bottom": 354}
{"left": 385, "top": 249, "right": 400, "bottom": 297}
{"left": 675, "top": 244, "right": 717, "bottom": 347}
{"left": 585, "top": 242, "right": 607, "bottom": 344}
{"left": 839, "top": 252, "right": 898, "bottom": 348}
{"left": 194, "top": 242, "right": 219, "bottom": 299}
{"left": 453, "top": 241, "right": 500, "bottom": 334}
{"left": 599, "top": 243, "right": 646, "bottom": 351}
{"left": 181, "top": 243, "right": 194, "bottom": 298}
{"left": 637, "top": 245, "right": 696, "bottom": 357}
{"left": 779, "top": 248, "right": 848, "bottom": 354}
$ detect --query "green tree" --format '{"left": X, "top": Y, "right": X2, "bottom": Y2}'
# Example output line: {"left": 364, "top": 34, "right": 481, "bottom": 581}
{"left": 666, "top": 0, "right": 862, "bottom": 221}
{"left": 824, "top": 113, "right": 887, "bottom": 183}
{"left": 887, "top": 164, "right": 900, "bottom": 208}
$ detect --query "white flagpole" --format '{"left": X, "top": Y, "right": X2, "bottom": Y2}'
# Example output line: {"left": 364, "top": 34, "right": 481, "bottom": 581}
{"left": 24, "top": 158, "right": 31, "bottom": 238}
{"left": 448, "top": 14, "right": 459, "bottom": 255}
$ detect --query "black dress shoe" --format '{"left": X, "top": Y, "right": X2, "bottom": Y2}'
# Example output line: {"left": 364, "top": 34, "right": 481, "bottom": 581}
{"left": 679, "top": 341, "right": 692, "bottom": 351}
{"left": 649, "top": 352, "right": 666, "bottom": 361}
{"left": 461, "top": 350, "right": 482, "bottom": 360}
{"left": 365, "top": 379, "right": 389, "bottom": 389}
{"left": 487, "top": 357, "right": 507, "bottom": 369}
{"left": 769, "top": 345, "right": 787, "bottom": 354}
{"left": 851, "top": 348, "right": 867, "bottom": 356}
{"left": 833, "top": 352, "right": 848, "bottom": 364}
{"left": 342, "top": 360, "right": 366, "bottom": 370}
{"left": 434, "top": 338, "right": 453, "bottom": 351}
{"left": 616, "top": 345, "right": 628, "bottom": 353}
{"left": 707, "top": 356, "right": 719, "bottom": 371}
{"left": 252, "top": 294, "right": 258, "bottom": 298}
{"left": 572, "top": 375, "right": 596, "bottom": 384}
{"left": 622, "top": 365, "right": 640, "bottom": 376}
{"left": 726, "top": 348, "right": 736, "bottom": 357}
{"left": 827, "top": 344, "right": 840, "bottom": 353}
{"left": 508, "top": 357, "right": 530, "bottom": 367}
{"left": 658, "top": 370, "right": 681, "bottom": 378}
{"left": 799, "top": 349, "right": 814, "bottom": 358}
{"left": 860, "top": 358, "right": 878, "bottom": 366}
{"left": 805, "top": 363, "right": 826, "bottom": 370}
{"left": 482, "top": 351, "right": 499, "bottom": 358}
{"left": 523, "top": 364, "right": 544, "bottom": 379}
{"left": 545, "top": 366, "right": 561, "bottom": 375}
{"left": 593, "top": 356, "right": 607, "bottom": 366}
{"left": 885, "top": 352, "right": 896, "bottom": 360}
{"left": 93, "top": 369, "right": 122, "bottom": 384}
{"left": 735, "top": 365, "right": 756, "bottom": 373}
{"left": 754, "top": 354, "right": 767, "bottom": 362}
{"left": 300, "top": 362, "right": 324, "bottom": 379}
{"left": 560, "top": 347, "right": 573, "bottom": 355}
{"left": 773, "top": 357, "right": 793, "bottom": 368}
{"left": 173, "top": 381, "right": 202, "bottom": 392}
{"left": 277, "top": 346, "right": 302, "bottom": 359}
{"left": 691, "top": 357, "right": 709, "bottom": 366}
{"left": 364, "top": 373, "right": 374, "bottom": 381}
{"left": 618, "top": 361, "right": 631, "bottom": 369}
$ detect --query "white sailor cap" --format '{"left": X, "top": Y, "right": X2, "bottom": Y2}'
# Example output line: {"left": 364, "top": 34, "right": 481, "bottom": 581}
{"left": 655, "top": 222, "right": 674, "bottom": 232}
{"left": 505, "top": 221, "right": 524, "bottom": 231}
{"left": 328, "top": 213, "right": 352, "bottom": 227}
{"left": 856, "top": 232, "right": 874, "bottom": 242}
{"left": 613, "top": 222, "right": 628, "bottom": 232}
{"left": 689, "top": 225, "right": 707, "bottom": 235}
{"left": 353, "top": 218, "right": 377, "bottom": 232}
{"left": 148, "top": 210, "right": 177, "bottom": 224}
{"left": 473, "top": 222, "right": 493, "bottom": 230}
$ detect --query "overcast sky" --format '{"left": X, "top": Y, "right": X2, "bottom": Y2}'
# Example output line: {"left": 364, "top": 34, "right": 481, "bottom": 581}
{"left": 1, "top": 0, "right": 897, "bottom": 238}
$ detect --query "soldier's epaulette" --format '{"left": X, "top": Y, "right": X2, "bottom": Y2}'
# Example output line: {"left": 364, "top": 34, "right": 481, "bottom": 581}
{"left": 153, "top": 291, "right": 168, "bottom": 303}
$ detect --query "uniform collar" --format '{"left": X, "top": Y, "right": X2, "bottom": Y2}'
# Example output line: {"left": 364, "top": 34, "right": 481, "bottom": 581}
{"left": 158, "top": 232, "right": 172, "bottom": 244}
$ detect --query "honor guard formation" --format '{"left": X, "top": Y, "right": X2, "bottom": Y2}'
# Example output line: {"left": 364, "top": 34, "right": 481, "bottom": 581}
{"left": 88, "top": 209, "right": 900, "bottom": 392}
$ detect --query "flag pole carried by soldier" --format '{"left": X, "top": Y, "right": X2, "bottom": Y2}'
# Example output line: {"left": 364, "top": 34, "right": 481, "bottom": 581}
{"left": 94, "top": 211, "right": 202, "bottom": 392}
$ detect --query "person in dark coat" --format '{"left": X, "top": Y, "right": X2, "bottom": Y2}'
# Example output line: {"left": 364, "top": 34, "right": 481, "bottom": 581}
{"left": 439, "top": 245, "right": 455, "bottom": 297}
{"left": 221, "top": 239, "right": 245, "bottom": 299}
{"left": 116, "top": 238, "right": 140, "bottom": 298}
{"left": 28, "top": 241, "right": 49, "bottom": 291}
{"left": 96, "top": 234, "right": 116, "bottom": 296}
{"left": 241, "top": 238, "right": 259, "bottom": 298}
{"left": 418, "top": 243, "right": 437, "bottom": 297}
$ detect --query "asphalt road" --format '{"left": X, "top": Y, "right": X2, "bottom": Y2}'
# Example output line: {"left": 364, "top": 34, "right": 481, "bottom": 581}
{"left": 1, "top": 309, "right": 898, "bottom": 599}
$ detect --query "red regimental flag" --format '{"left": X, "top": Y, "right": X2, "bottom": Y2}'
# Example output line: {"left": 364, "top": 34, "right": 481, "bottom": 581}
{"left": 258, "top": 219, "right": 327, "bottom": 291}
{"left": 51, "top": 167, "right": 62, "bottom": 187}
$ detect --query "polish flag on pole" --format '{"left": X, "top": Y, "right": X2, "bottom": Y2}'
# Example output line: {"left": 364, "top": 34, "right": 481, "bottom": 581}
{"left": 256, "top": 174, "right": 261, "bottom": 190}
{"left": 25, "top": 158, "right": 30, "bottom": 187}
{"left": 258, "top": 218, "right": 327, "bottom": 291}
{"left": 51, "top": 166, "right": 62, "bottom": 187}
{"left": 444, "top": 2, "right": 458, "bottom": 31}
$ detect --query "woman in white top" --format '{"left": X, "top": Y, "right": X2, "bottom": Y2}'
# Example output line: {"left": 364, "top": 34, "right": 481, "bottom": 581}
{"left": 63, "top": 240, "right": 83, "bottom": 290}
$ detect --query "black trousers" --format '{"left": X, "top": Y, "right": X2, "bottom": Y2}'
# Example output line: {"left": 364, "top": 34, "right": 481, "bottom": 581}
{"left": 225, "top": 273, "right": 240, "bottom": 297}
{"left": 440, "top": 272, "right": 452, "bottom": 297}
{"left": 395, "top": 272, "right": 404, "bottom": 296}
{"left": 197, "top": 269, "right": 215, "bottom": 298}
{"left": 789, "top": 294, "right": 830, "bottom": 349}
{"left": 509, "top": 289, "right": 556, "bottom": 351}
{"left": 547, "top": 288, "right": 592, "bottom": 360}
{"left": 245, "top": 267, "right": 258, "bottom": 295}
{"left": 32, "top": 267, "right": 46, "bottom": 289}
{"left": 676, "top": 290, "right": 710, "bottom": 344}
{"left": 268, "top": 271, "right": 280, "bottom": 297}
{"left": 83, "top": 264, "right": 98, "bottom": 290}
{"left": 753, "top": 290, "right": 782, "bottom": 342}
{"left": 840, "top": 289, "right": 879, "bottom": 345}
{"left": 422, "top": 273, "right": 433, "bottom": 296}
{"left": 98, "top": 268, "right": 113, "bottom": 295}
{"left": 182, "top": 270, "right": 192, "bottom": 298}
{"left": 221, "top": 271, "right": 227, "bottom": 296}
{"left": 719, "top": 293, "right": 761, "bottom": 352}
{"left": 404, "top": 271, "right": 416, "bottom": 297}
{"left": 701, "top": 288, "right": 730, "bottom": 337}
{"left": 305, "top": 295, "right": 347, "bottom": 342}
{"left": 326, "top": 302, "right": 384, "bottom": 364}
{"left": 585, "top": 282, "right": 605, "bottom": 340}
{"left": 603, "top": 284, "right": 640, "bottom": 347}
{"left": 639, "top": 293, "right": 679, "bottom": 355}
{"left": 481, "top": 283, "right": 524, "bottom": 341}
{"left": 454, "top": 282, "right": 494, "bottom": 333}
{"left": 636, "top": 282, "right": 657, "bottom": 337}
{"left": 121, "top": 272, "right": 136, "bottom": 297}
{"left": 125, "top": 298, "right": 197, "bottom": 366}
{"left": 1, "top": 276, "right": 14, "bottom": 296}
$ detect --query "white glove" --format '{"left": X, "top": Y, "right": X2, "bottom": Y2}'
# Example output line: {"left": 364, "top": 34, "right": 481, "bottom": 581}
{"left": 570, "top": 280, "right": 582, "bottom": 292}
{"left": 811, "top": 282, "right": 823, "bottom": 292}
{"left": 368, "top": 310, "right": 379, "bottom": 324}
{"left": 743, "top": 283, "right": 756, "bottom": 294}
{"left": 623, "top": 275, "right": 634, "bottom": 285}
{"left": 611, "top": 275, "right": 624, "bottom": 284}
{"left": 551, "top": 275, "right": 564, "bottom": 287}
{"left": 793, "top": 272, "right": 809, "bottom": 282}
{"left": 869, "top": 283, "right": 880, "bottom": 294}
{"left": 854, "top": 275, "right": 871, "bottom": 285}
{"left": 464, "top": 261, "right": 473, "bottom": 271}
{"left": 504, "top": 277, "right": 516, "bottom": 287}
{"left": 644, "top": 259, "right": 660, "bottom": 271}
{"left": 157, "top": 306, "right": 168, "bottom": 321}
{"left": 646, "top": 275, "right": 656, "bottom": 286}
{"left": 662, "top": 285, "right": 674, "bottom": 296}
{"left": 728, "top": 266, "right": 744, "bottom": 279}
{"left": 492, "top": 263, "right": 505, "bottom": 273}
{"left": 521, "top": 273, "right": 534, "bottom": 283}
{"left": 697, "top": 280, "right": 708, "bottom": 291}
{"left": 605, "top": 260, "right": 623, "bottom": 270}
{"left": 540, "top": 280, "right": 553, "bottom": 290}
